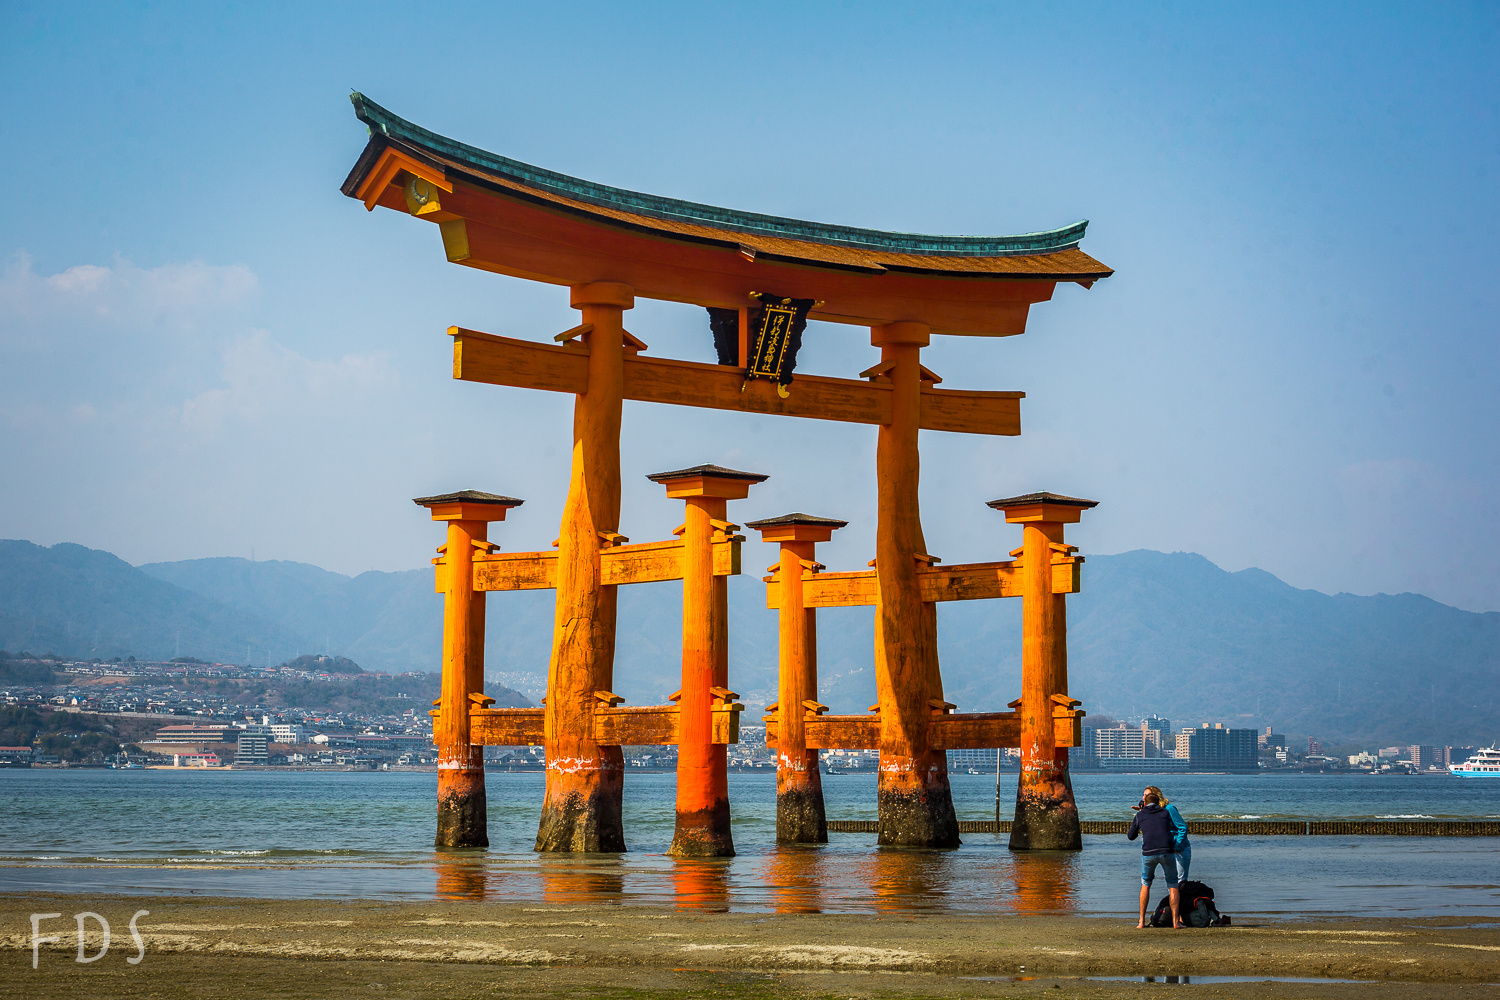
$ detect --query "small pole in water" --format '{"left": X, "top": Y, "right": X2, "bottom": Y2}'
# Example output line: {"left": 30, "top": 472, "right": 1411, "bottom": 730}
{"left": 995, "top": 748, "right": 1001, "bottom": 823}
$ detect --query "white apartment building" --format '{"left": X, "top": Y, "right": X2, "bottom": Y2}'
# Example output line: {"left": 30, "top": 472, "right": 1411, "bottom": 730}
{"left": 1094, "top": 726, "right": 1148, "bottom": 758}
{"left": 265, "top": 724, "right": 305, "bottom": 744}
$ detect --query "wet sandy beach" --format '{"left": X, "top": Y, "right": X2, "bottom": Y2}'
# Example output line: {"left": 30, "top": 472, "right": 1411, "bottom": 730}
{"left": 4, "top": 893, "right": 1499, "bottom": 999}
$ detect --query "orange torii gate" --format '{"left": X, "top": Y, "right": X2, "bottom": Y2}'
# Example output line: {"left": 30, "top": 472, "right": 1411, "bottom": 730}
{"left": 341, "top": 93, "right": 1113, "bottom": 853}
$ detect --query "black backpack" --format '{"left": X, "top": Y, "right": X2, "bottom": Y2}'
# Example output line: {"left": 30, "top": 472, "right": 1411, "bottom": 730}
{"left": 1150, "top": 880, "right": 1223, "bottom": 927}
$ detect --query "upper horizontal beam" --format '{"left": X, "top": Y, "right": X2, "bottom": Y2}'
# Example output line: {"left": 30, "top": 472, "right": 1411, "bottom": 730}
{"left": 451, "top": 328, "right": 1022, "bottom": 436}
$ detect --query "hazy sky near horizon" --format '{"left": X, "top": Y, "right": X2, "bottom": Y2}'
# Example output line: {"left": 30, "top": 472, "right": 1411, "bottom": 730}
{"left": 2, "top": 3, "right": 1497, "bottom": 611}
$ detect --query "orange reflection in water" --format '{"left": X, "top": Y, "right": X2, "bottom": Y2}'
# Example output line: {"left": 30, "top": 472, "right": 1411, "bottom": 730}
{"left": 864, "top": 848, "right": 952, "bottom": 913}
{"left": 539, "top": 858, "right": 625, "bottom": 905}
{"left": 760, "top": 846, "right": 824, "bottom": 913}
{"left": 671, "top": 858, "right": 731, "bottom": 912}
{"left": 433, "top": 853, "right": 490, "bottom": 900}
{"left": 1004, "top": 849, "right": 1080, "bottom": 914}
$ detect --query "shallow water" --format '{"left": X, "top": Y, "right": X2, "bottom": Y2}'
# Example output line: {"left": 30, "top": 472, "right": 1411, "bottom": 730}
{"left": 2, "top": 769, "right": 1497, "bottom": 916}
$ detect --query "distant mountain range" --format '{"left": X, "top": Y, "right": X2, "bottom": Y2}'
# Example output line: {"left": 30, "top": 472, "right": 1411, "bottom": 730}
{"left": 1, "top": 538, "right": 1496, "bottom": 747}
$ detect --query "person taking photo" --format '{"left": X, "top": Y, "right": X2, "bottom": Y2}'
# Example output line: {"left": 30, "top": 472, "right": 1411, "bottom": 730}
{"left": 1128, "top": 790, "right": 1185, "bottom": 928}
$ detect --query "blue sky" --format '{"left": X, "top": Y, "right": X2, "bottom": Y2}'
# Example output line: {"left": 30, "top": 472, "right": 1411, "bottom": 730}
{"left": 2, "top": 2, "right": 1497, "bottom": 610}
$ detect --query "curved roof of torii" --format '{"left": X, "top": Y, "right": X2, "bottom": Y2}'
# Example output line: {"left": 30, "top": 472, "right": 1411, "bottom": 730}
{"left": 341, "top": 93, "right": 1113, "bottom": 336}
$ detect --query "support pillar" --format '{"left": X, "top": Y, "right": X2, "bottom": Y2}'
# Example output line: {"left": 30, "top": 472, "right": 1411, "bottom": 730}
{"left": 649, "top": 464, "right": 766, "bottom": 857}
{"left": 415, "top": 490, "right": 523, "bottom": 848}
{"left": 748, "top": 513, "right": 847, "bottom": 844}
{"left": 870, "top": 321, "right": 958, "bottom": 848}
{"left": 988, "top": 492, "right": 1097, "bottom": 851}
{"left": 536, "top": 281, "right": 633, "bottom": 853}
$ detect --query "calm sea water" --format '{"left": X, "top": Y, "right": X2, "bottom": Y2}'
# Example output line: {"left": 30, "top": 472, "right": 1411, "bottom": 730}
{"left": 2, "top": 769, "right": 1497, "bottom": 917}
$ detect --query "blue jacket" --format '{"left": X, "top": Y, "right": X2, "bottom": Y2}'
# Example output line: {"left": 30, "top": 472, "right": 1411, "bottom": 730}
{"left": 1164, "top": 803, "right": 1190, "bottom": 850}
{"left": 1127, "top": 804, "right": 1178, "bottom": 855}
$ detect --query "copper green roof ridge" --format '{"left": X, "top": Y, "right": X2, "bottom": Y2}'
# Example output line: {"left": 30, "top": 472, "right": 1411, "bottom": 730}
{"left": 350, "top": 93, "right": 1090, "bottom": 259}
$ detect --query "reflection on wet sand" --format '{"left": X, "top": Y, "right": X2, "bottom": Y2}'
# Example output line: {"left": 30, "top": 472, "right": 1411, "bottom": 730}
{"left": 433, "top": 853, "right": 489, "bottom": 900}
{"left": 540, "top": 857, "right": 625, "bottom": 905}
{"left": 759, "top": 846, "right": 824, "bottom": 913}
{"left": 671, "top": 858, "right": 731, "bottom": 911}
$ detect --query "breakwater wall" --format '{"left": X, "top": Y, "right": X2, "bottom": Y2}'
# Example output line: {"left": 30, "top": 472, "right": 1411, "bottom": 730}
{"left": 826, "top": 819, "right": 1500, "bottom": 836}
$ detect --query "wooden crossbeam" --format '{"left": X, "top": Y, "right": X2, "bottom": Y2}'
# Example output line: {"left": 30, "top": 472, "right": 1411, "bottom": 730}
{"left": 765, "top": 706, "right": 1083, "bottom": 750}
{"left": 469, "top": 550, "right": 558, "bottom": 592}
{"left": 462, "top": 536, "right": 740, "bottom": 592}
{"left": 466, "top": 703, "right": 1075, "bottom": 750}
{"left": 450, "top": 327, "right": 1023, "bottom": 437}
{"left": 932, "top": 712, "right": 1022, "bottom": 749}
{"left": 764, "top": 556, "right": 1082, "bottom": 609}
{"left": 469, "top": 707, "right": 544, "bottom": 745}
{"left": 467, "top": 703, "right": 743, "bottom": 746}
{"left": 594, "top": 706, "right": 678, "bottom": 746}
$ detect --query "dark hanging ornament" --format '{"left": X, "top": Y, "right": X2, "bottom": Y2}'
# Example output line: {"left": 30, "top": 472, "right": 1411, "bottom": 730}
{"left": 745, "top": 293, "right": 813, "bottom": 390}
{"left": 706, "top": 307, "right": 740, "bottom": 366}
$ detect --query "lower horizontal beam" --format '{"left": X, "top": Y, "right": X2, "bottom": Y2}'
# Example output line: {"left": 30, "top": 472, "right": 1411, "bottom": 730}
{"left": 767, "top": 709, "right": 1072, "bottom": 750}
{"left": 765, "top": 557, "right": 1082, "bottom": 609}
{"left": 469, "top": 704, "right": 743, "bottom": 746}
{"left": 766, "top": 715, "right": 883, "bottom": 750}
{"left": 931, "top": 712, "right": 1021, "bottom": 749}
{"left": 469, "top": 707, "right": 545, "bottom": 745}
{"left": 467, "top": 537, "right": 740, "bottom": 592}
{"left": 594, "top": 706, "right": 678, "bottom": 746}
{"left": 592, "top": 705, "right": 742, "bottom": 745}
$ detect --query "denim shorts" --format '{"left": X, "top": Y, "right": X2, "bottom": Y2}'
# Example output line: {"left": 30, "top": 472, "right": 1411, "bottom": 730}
{"left": 1141, "top": 853, "right": 1180, "bottom": 888}
{"left": 1174, "top": 844, "right": 1191, "bottom": 882}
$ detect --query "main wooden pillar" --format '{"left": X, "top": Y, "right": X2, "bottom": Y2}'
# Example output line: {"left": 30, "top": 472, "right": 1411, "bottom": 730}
{"left": 536, "top": 281, "right": 633, "bottom": 853}
{"left": 649, "top": 464, "right": 765, "bottom": 857}
{"left": 416, "top": 490, "right": 523, "bottom": 848}
{"left": 871, "top": 321, "right": 959, "bottom": 848}
{"left": 989, "top": 493, "right": 1096, "bottom": 851}
{"left": 748, "top": 513, "right": 847, "bottom": 844}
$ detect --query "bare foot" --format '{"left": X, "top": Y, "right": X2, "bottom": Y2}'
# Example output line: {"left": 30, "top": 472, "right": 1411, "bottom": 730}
{"left": 1136, "top": 922, "right": 1146, "bottom": 929}
{"left": 1173, "top": 922, "right": 1187, "bottom": 929}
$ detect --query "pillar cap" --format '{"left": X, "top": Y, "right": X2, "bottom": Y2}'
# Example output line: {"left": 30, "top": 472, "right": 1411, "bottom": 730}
{"left": 987, "top": 491, "right": 1097, "bottom": 524}
{"left": 647, "top": 463, "right": 767, "bottom": 499}
{"left": 871, "top": 321, "right": 931, "bottom": 347}
{"left": 414, "top": 490, "right": 524, "bottom": 522}
{"left": 570, "top": 281, "right": 634, "bottom": 309}
{"left": 746, "top": 512, "right": 847, "bottom": 543}
{"left": 745, "top": 512, "right": 847, "bottom": 528}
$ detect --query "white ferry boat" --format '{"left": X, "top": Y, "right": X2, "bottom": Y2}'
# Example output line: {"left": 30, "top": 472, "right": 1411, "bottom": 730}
{"left": 1449, "top": 746, "right": 1500, "bottom": 777}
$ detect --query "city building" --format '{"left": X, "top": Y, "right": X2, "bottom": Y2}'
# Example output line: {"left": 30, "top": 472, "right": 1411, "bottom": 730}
{"left": 151, "top": 724, "right": 239, "bottom": 744}
{"left": 1409, "top": 745, "right": 1444, "bottom": 770}
{"left": 1140, "top": 716, "right": 1172, "bottom": 755}
{"left": 0, "top": 746, "right": 34, "bottom": 767}
{"left": 173, "top": 752, "right": 221, "bottom": 767}
{"left": 1258, "top": 727, "right": 1287, "bottom": 750}
{"left": 1094, "top": 726, "right": 1148, "bottom": 758}
{"left": 1094, "top": 755, "right": 1189, "bottom": 772}
{"left": 1078, "top": 722, "right": 1189, "bottom": 770}
{"left": 948, "top": 748, "right": 1000, "bottom": 770}
{"left": 1180, "top": 723, "right": 1258, "bottom": 770}
{"left": 234, "top": 731, "right": 270, "bottom": 766}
